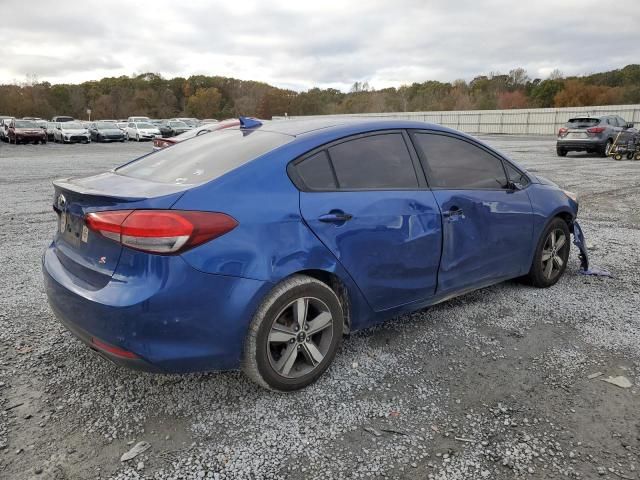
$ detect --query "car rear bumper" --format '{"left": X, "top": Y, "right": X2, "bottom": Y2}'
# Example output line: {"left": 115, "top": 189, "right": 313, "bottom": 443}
{"left": 43, "top": 243, "right": 271, "bottom": 373}
{"left": 556, "top": 138, "right": 604, "bottom": 151}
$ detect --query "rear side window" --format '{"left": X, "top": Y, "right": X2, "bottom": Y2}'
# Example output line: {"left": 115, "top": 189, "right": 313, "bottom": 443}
{"left": 328, "top": 133, "right": 418, "bottom": 189}
{"left": 413, "top": 133, "right": 507, "bottom": 189}
{"left": 296, "top": 151, "right": 336, "bottom": 190}
{"left": 117, "top": 129, "right": 291, "bottom": 185}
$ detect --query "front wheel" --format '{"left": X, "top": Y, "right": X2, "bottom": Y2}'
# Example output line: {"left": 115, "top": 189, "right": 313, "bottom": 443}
{"left": 136, "top": 134, "right": 140, "bottom": 142}
{"left": 526, "top": 218, "right": 571, "bottom": 288}
{"left": 243, "top": 275, "right": 344, "bottom": 391}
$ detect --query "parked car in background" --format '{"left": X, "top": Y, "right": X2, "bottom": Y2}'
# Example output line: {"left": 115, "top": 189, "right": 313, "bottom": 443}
{"left": 52, "top": 116, "right": 75, "bottom": 123}
{"left": 162, "top": 120, "right": 192, "bottom": 137}
{"left": 152, "top": 119, "right": 240, "bottom": 150}
{"left": 45, "top": 122, "right": 57, "bottom": 140}
{"left": 116, "top": 122, "right": 128, "bottom": 133}
{"left": 125, "top": 121, "right": 161, "bottom": 141}
{"left": 127, "top": 116, "right": 151, "bottom": 123}
{"left": 0, "top": 116, "right": 14, "bottom": 142}
{"left": 557, "top": 115, "right": 636, "bottom": 157}
{"left": 8, "top": 119, "right": 47, "bottom": 144}
{"left": 43, "top": 118, "right": 586, "bottom": 391}
{"left": 53, "top": 122, "right": 91, "bottom": 144}
{"left": 88, "top": 122, "right": 126, "bottom": 142}
{"left": 169, "top": 117, "right": 199, "bottom": 128}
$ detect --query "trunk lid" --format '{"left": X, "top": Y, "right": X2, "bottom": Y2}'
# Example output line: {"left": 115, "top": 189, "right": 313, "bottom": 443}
{"left": 51, "top": 172, "right": 190, "bottom": 288}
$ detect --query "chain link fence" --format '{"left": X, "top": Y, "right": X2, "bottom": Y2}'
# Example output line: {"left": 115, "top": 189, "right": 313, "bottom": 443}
{"left": 274, "top": 104, "right": 640, "bottom": 136}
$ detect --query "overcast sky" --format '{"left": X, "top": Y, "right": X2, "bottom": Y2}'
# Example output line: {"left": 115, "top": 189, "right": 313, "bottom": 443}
{"left": 2, "top": 0, "right": 639, "bottom": 91}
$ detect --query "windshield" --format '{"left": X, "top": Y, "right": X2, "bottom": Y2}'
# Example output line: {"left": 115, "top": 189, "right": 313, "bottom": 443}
{"left": 15, "top": 120, "right": 38, "bottom": 128}
{"left": 95, "top": 122, "right": 115, "bottom": 129}
{"left": 136, "top": 123, "right": 155, "bottom": 129}
{"left": 62, "top": 123, "right": 84, "bottom": 129}
{"left": 116, "top": 129, "right": 292, "bottom": 185}
{"left": 566, "top": 118, "right": 599, "bottom": 128}
{"left": 169, "top": 121, "right": 188, "bottom": 128}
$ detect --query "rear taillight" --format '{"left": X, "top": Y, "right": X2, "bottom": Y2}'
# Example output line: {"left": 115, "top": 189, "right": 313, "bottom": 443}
{"left": 587, "top": 126, "right": 606, "bottom": 134}
{"left": 153, "top": 139, "right": 173, "bottom": 149}
{"left": 558, "top": 127, "right": 568, "bottom": 137}
{"left": 85, "top": 210, "right": 238, "bottom": 254}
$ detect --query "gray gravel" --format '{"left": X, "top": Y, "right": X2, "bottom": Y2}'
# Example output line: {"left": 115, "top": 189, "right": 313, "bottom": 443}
{"left": 0, "top": 136, "right": 638, "bottom": 479}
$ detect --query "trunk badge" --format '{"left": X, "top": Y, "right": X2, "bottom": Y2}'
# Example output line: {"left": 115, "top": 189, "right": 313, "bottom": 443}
{"left": 98, "top": 256, "right": 107, "bottom": 264}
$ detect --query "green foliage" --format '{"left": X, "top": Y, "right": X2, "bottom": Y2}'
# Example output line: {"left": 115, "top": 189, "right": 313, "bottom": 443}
{"left": 0, "top": 65, "right": 638, "bottom": 120}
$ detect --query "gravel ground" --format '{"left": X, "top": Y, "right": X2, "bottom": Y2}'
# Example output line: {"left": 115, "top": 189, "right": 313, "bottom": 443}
{"left": 0, "top": 136, "right": 638, "bottom": 480}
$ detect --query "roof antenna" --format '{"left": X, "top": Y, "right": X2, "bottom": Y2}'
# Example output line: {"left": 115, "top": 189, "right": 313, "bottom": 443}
{"left": 239, "top": 116, "right": 262, "bottom": 129}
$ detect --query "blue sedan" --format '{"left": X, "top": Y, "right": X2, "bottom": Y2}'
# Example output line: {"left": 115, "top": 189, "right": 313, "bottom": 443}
{"left": 43, "top": 118, "right": 585, "bottom": 391}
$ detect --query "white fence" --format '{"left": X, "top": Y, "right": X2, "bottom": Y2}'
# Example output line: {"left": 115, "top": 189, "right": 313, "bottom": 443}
{"left": 274, "top": 104, "right": 640, "bottom": 136}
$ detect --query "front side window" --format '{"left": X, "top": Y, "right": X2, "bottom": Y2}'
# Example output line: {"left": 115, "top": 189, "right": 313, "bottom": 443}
{"left": 327, "top": 133, "right": 418, "bottom": 189}
{"left": 504, "top": 162, "right": 530, "bottom": 188}
{"left": 412, "top": 133, "right": 507, "bottom": 189}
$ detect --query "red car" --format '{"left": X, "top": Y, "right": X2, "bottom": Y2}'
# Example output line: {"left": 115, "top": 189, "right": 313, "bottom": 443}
{"left": 152, "top": 119, "right": 240, "bottom": 150}
{"left": 8, "top": 119, "right": 47, "bottom": 145}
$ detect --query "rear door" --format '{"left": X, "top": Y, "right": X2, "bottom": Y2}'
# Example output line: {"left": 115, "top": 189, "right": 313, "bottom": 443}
{"left": 410, "top": 131, "right": 534, "bottom": 294}
{"left": 293, "top": 131, "right": 442, "bottom": 312}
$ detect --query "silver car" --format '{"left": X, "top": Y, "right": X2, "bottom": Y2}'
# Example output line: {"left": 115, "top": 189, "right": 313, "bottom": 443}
{"left": 556, "top": 115, "right": 636, "bottom": 157}
{"left": 53, "top": 122, "right": 91, "bottom": 144}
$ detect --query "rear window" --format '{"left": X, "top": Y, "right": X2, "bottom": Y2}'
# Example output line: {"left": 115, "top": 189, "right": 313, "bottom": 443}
{"left": 116, "top": 128, "right": 291, "bottom": 185}
{"left": 566, "top": 118, "right": 600, "bottom": 128}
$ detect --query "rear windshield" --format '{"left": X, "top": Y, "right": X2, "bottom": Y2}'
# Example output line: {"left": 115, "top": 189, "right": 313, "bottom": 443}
{"left": 566, "top": 118, "right": 600, "bottom": 128}
{"left": 116, "top": 128, "right": 292, "bottom": 185}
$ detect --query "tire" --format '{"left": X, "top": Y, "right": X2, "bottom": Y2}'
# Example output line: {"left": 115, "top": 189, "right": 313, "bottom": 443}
{"left": 243, "top": 275, "right": 344, "bottom": 391}
{"left": 635, "top": 153, "right": 640, "bottom": 161}
{"left": 556, "top": 147, "right": 567, "bottom": 157}
{"left": 601, "top": 139, "right": 613, "bottom": 157}
{"left": 526, "top": 218, "right": 571, "bottom": 288}
{"left": 614, "top": 153, "right": 623, "bottom": 161}
{"left": 626, "top": 152, "right": 634, "bottom": 160}
{"left": 136, "top": 134, "right": 140, "bottom": 142}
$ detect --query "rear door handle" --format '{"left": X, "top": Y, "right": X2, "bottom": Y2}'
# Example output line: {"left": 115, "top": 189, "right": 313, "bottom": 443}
{"left": 318, "top": 211, "right": 353, "bottom": 223}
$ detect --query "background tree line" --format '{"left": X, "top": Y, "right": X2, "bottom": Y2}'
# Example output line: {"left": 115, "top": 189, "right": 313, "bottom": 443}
{"left": 1, "top": 65, "right": 639, "bottom": 120}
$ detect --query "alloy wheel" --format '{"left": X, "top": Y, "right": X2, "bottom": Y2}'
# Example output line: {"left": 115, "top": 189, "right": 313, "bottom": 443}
{"left": 541, "top": 229, "right": 568, "bottom": 280}
{"left": 267, "top": 297, "right": 334, "bottom": 379}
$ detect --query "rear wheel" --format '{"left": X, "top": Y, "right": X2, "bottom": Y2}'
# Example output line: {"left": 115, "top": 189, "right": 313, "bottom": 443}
{"left": 526, "top": 218, "right": 571, "bottom": 288}
{"left": 243, "top": 275, "right": 343, "bottom": 391}
{"left": 601, "top": 139, "right": 613, "bottom": 157}
{"left": 556, "top": 147, "right": 567, "bottom": 157}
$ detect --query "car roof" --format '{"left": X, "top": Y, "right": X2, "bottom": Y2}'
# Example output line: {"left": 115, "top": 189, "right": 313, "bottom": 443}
{"left": 241, "top": 118, "right": 464, "bottom": 139}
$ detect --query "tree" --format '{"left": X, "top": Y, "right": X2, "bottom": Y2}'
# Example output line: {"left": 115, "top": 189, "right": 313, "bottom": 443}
{"left": 497, "top": 90, "right": 529, "bottom": 109}
{"left": 186, "top": 87, "right": 222, "bottom": 118}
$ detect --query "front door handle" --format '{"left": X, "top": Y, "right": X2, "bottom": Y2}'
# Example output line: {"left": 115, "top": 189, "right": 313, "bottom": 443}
{"left": 443, "top": 207, "right": 464, "bottom": 218}
{"left": 318, "top": 211, "right": 353, "bottom": 223}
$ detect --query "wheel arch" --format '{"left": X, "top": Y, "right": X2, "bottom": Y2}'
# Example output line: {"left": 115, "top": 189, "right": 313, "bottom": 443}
{"left": 286, "top": 269, "right": 352, "bottom": 333}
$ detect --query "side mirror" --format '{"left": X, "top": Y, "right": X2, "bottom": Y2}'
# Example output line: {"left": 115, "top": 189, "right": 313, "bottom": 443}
{"left": 626, "top": 123, "right": 634, "bottom": 129}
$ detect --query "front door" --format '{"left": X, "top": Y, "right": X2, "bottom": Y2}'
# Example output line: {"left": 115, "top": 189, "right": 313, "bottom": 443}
{"left": 410, "top": 131, "right": 534, "bottom": 294}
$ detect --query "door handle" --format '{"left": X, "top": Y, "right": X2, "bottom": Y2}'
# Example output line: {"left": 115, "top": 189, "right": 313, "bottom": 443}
{"left": 318, "top": 211, "right": 353, "bottom": 223}
{"left": 443, "top": 207, "right": 464, "bottom": 218}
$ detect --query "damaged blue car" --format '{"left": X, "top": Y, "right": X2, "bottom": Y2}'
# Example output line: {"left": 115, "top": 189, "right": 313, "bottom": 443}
{"left": 43, "top": 118, "right": 587, "bottom": 391}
